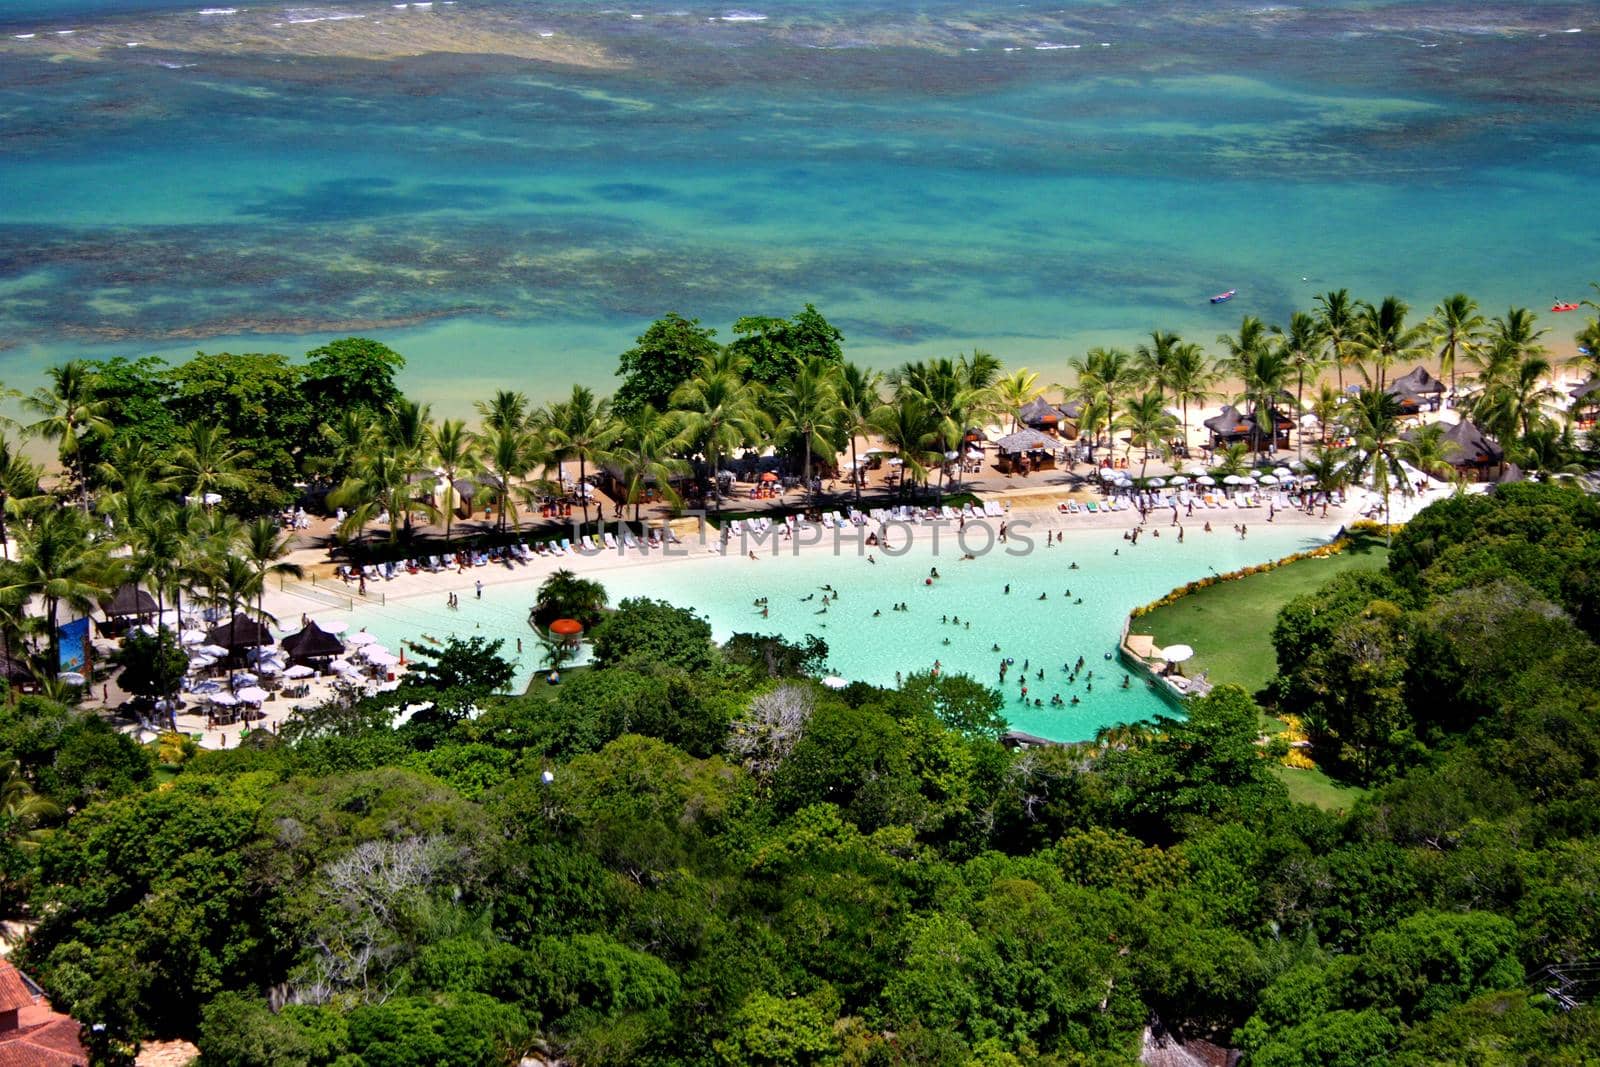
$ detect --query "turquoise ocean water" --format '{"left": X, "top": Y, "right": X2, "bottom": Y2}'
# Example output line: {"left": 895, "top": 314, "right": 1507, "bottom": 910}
{"left": 340, "top": 522, "right": 1330, "bottom": 741}
{"left": 2, "top": 0, "right": 1598, "bottom": 410}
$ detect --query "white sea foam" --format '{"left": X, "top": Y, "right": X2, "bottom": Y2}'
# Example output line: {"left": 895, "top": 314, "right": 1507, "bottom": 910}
{"left": 55, "top": 29, "right": 75, "bottom": 34}
{"left": 412, "top": 2, "right": 431, "bottom": 7}
{"left": 1565, "top": 27, "right": 1582, "bottom": 33}
{"left": 197, "top": 7, "right": 237, "bottom": 15}
{"left": 1099, "top": 41, "right": 1111, "bottom": 47}
{"left": 1034, "top": 42, "right": 1071, "bottom": 50}
{"left": 720, "top": 11, "right": 768, "bottom": 22}
{"left": 12, "top": 33, "right": 36, "bottom": 39}
{"left": 538, "top": 31, "right": 554, "bottom": 37}
{"left": 126, "top": 41, "right": 140, "bottom": 46}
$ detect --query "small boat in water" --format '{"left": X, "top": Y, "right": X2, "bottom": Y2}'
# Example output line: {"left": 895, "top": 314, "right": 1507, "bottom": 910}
{"left": 1552, "top": 301, "right": 1581, "bottom": 312}
{"left": 1210, "top": 289, "right": 1236, "bottom": 304}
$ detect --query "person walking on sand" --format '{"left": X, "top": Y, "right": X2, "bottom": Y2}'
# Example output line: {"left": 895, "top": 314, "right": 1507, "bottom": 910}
{"left": 475, "top": 579, "right": 483, "bottom": 599}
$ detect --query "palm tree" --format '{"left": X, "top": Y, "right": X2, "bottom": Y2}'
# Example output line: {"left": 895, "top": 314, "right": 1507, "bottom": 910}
{"left": 475, "top": 389, "right": 530, "bottom": 434}
{"left": 328, "top": 449, "right": 437, "bottom": 545}
{"left": 1134, "top": 330, "right": 1186, "bottom": 399}
{"left": 24, "top": 361, "right": 110, "bottom": 510}
{"left": 531, "top": 567, "right": 608, "bottom": 629}
{"left": 992, "top": 369, "right": 1044, "bottom": 432}
{"left": 1516, "top": 420, "right": 1586, "bottom": 478}
{"left": 428, "top": 419, "right": 476, "bottom": 548}
{"left": 1275, "top": 312, "right": 1328, "bottom": 461}
{"left": 1315, "top": 289, "right": 1358, "bottom": 392}
{"left": 611, "top": 405, "right": 690, "bottom": 520}
{"left": 164, "top": 423, "right": 254, "bottom": 507}
{"left": 1219, "top": 317, "right": 1290, "bottom": 455}
{"left": 1473, "top": 354, "right": 1563, "bottom": 442}
{"left": 671, "top": 358, "right": 768, "bottom": 514}
{"left": 0, "top": 507, "right": 116, "bottom": 678}
{"left": 1117, "top": 392, "right": 1180, "bottom": 478}
{"left": 469, "top": 423, "right": 545, "bottom": 538}
{"left": 0, "top": 437, "right": 43, "bottom": 561}
{"left": 1344, "top": 388, "right": 1412, "bottom": 538}
{"left": 1351, "top": 296, "right": 1425, "bottom": 392}
{"left": 240, "top": 517, "right": 303, "bottom": 626}
{"left": 0, "top": 759, "right": 59, "bottom": 856}
{"left": 316, "top": 409, "right": 375, "bottom": 483}
{"left": 768, "top": 358, "right": 841, "bottom": 506}
{"left": 1064, "top": 348, "right": 1139, "bottom": 464}
{"left": 1299, "top": 444, "right": 1351, "bottom": 516}
{"left": 1309, "top": 383, "right": 1345, "bottom": 447}
{"left": 541, "top": 386, "right": 613, "bottom": 525}
{"left": 1426, "top": 293, "right": 1485, "bottom": 404}
{"left": 833, "top": 362, "right": 884, "bottom": 503}
{"left": 1395, "top": 422, "right": 1456, "bottom": 482}
{"left": 1163, "top": 342, "right": 1215, "bottom": 450}
{"left": 889, "top": 358, "right": 990, "bottom": 496}
{"left": 869, "top": 394, "right": 938, "bottom": 497}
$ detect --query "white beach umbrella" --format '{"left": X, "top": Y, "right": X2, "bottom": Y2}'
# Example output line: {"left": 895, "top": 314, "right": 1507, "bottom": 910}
{"left": 1168, "top": 475, "right": 1188, "bottom": 485}
{"left": 1146, "top": 477, "right": 1167, "bottom": 488}
{"left": 346, "top": 631, "right": 377, "bottom": 647}
{"left": 256, "top": 663, "right": 282, "bottom": 676}
{"left": 329, "top": 658, "right": 353, "bottom": 673}
{"left": 357, "top": 643, "right": 391, "bottom": 661}
{"left": 180, "top": 629, "right": 206, "bottom": 646}
{"left": 199, "top": 644, "right": 228, "bottom": 657}
{"left": 1222, "top": 475, "right": 1245, "bottom": 485}
{"left": 1162, "top": 644, "right": 1195, "bottom": 663}
{"left": 284, "top": 664, "right": 316, "bottom": 679}
{"left": 236, "top": 686, "right": 269, "bottom": 704}
{"left": 208, "top": 691, "right": 238, "bottom": 706}
{"left": 1274, "top": 467, "right": 1292, "bottom": 477}
{"left": 231, "top": 671, "right": 258, "bottom": 686}
{"left": 366, "top": 650, "right": 400, "bottom": 668}
{"left": 1259, "top": 474, "right": 1280, "bottom": 485}
{"left": 190, "top": 678, "right": 221, "bottom": 694}
{"left": 1196, "top": 475, "right": 1216, "bottom": 486}
{"left": 316, "top": 619, "right": 349, "bottom": 634}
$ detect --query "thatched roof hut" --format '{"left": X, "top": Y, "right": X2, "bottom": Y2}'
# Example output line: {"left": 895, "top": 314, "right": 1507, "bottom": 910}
{"left": 101, "top": 583, "right": 157, "bottom": 619}
{"left": 1387, "top": 365, "right": 1445, "bottom": 397}
{"left": 994, "top": 427, "right": 1056, "bottom": 454}
{"left": 281, "top": 621, "right": 344, "bottom": 663}
{"left": 206, "top": 613, "right": 273, "bottom": 651}
{"left": 1018, "top": 397, "right": 1067, "bottom": 431}
{"left": 1439, "top": 419, "right": 1504, "bottom": 469}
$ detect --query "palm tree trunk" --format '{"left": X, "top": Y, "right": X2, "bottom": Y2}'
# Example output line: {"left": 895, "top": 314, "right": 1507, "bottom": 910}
{"left": 45, "top": 597, "right": 59, "bottom": 680}
{"left": 1296, "top": 373, "right": 1305, "bottom": 463}
{"left": 850, "top": 437, "right": 860, "bottom": 504}
{"left": 578, "top": 455, "right": 589, "bottom": 524}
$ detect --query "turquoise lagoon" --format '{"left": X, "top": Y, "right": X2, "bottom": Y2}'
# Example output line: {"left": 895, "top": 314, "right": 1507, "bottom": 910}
{"left": 339, "top": 521, "right": 1334, "bottom": 741}
{"left": 2, "top": 0, "right": 1599, "bottom": 410}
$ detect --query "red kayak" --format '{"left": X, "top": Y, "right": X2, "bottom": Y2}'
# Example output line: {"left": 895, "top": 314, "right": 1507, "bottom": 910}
{"left": 1553, "top": 301, "right": 1580, "bottom": 312}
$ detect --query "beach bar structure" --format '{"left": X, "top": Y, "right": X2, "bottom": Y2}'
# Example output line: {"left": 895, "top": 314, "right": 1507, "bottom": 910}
{"left": 1386, "top": 365, "right": 1446, "bottom": 415}
{"left": 280, "top": 621, "right": 345, "bottom": 667}
{"left": 993, "top": 427, "right": 1059, "bottom": 474}
{"left": 1420, "top": 419, "right": 1504, "bottom": 481}
{"left": 1203, "top": 404, "right": 1292, "bottom": 451}
{"left": 1018, "top": 398, "right": 1068, "bottom": 434}
{"left": 97, "top": 582, "right": 158, "bottom": 636}
{"left": 205, "top": 613, "right": 273, "bottom": 659}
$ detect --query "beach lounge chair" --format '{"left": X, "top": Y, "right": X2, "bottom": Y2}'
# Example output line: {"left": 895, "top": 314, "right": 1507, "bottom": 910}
{"left": 983, "top": 501, "right": 1004, "bottom": 518}
{"left": 940, "top": 506, "right": 957, "bottom": 521}
{"left": 962, "top": 504, "right": 978, "bottom": 519}
{"left": 623, "top": 528, "right": 640, "bottom": 549}
{"left": 1068, "top": 501, "right": 1082, "bottom": 514}
{"left": 603, "top": 531, "right": 619, "bottom": 550}
{"left": 666, "top": 526, "right": 683, "bottom": 544}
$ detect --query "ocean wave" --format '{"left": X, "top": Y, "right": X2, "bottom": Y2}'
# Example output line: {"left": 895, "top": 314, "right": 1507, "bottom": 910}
{"left": 197, "top": 7, "right": 237, "bottom": 14}
{"left": 1034, "top": 42, "right": 1078, "bottom": 50}
{"left": 720, "top": 11, "right": 768, "bottom": 22}
{"left": 12, "top": 33, "right": 36, "bottom": 39}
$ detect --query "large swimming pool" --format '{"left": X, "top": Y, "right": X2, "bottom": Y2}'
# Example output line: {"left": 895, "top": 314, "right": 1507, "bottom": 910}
{"left": 342, "top": 521, "right": 1335, "bottom": 742}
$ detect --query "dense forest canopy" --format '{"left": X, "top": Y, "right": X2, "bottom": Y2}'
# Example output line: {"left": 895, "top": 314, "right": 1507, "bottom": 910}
{"left": 0, "top": 485, "right": 1594, "bottom": 1064}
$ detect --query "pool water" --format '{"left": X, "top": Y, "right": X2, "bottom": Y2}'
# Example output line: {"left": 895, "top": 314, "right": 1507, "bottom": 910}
{"left": 342, "top": 520, "right": 1335, "bottom": 742}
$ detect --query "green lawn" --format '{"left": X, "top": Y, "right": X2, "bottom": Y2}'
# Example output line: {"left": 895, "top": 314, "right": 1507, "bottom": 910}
{"left": 1130, "top": 534, "right": 1389, "bottom": 698}
{"left": 523, "top": 663, "right": 590, "bottom": 699}
{"left": 1271, "top": 765, "right": 1368, "bottom": 812}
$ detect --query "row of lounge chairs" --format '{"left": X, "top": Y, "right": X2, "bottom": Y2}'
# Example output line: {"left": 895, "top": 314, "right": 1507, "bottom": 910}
{"left": 345, "top": 527, "right": 688, "bottom": 579}
{"left": 818, "top": 501, "right": 1006, "bottom": 528}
